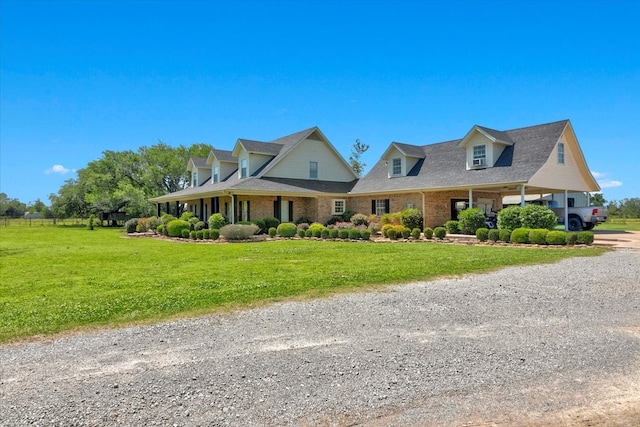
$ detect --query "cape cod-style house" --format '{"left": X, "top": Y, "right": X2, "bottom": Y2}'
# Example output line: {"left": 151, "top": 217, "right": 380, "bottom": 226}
{"left": 149, "top": 119, "right": 600, "bottom": 228}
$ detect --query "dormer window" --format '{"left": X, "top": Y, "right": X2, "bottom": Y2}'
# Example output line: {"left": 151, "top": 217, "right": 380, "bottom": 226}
{"left": 213, "top": 166, "right": 219, "bottom": 183}
{"left": 472, "top": 145, "right": 486, "bottom": 167}
{"left": 309, "top": 161, "right": 318, "bottom": 179}
{"left": 192, "top": 171, "right": 198, "bottom": 187}
{"left": 392, "top": 158, "right": 402, "bottom": 176}
{"left": 240, "top": 159, "right": 247, "bottom": 178}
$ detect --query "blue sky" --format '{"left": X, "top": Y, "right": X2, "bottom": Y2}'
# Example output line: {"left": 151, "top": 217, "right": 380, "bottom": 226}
{"left": 1, "top": 0, "right": 638, "bottom": 205}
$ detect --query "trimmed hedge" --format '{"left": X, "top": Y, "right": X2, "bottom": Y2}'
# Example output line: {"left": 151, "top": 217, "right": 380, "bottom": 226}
{"left": 276, "top": 222, "right": 297, "bottom": 238}
{"left": 268, "top": 227, "right": 277, "bottom": 238}
{"left": 411, "top": 228, "right": 421, "bottom": 239}
{"left": 511, "top": 227, "right": 531, "bottom": 244}
{"left": 546, "top": 230, "right": 566, "bottom": 245}
{"left": 458, "top": 208, "right": 486, "bottom": 235}
{"left": 208, "top": 213, "right": 226, "bottom": 230}
{"left": 488, "top": 229, "right": 500, "bottom": 242}
{"left": 577, "top": 231, "right": 594, "bottom": 245}
{"left": 423, "top": 227, "right": 434, "bottom": 239}
{"left": 499, "top": 229, "right": 512, "bottom": 243}
{"left": 220, "top": 224, "right": 260, "bottom": 240}
{"left": 529, "top": 228, "right": 549, "bottom": 245}
{"left": 167, "top": 219, "right": 191, "bottom": 238}
{"left": 476, "top": 227, "right": 489, "bottom": 242}
{"left": 566, "top": 232, "right": 578, "bottom": 245}
{"left": 444, "top": 220, "right": 459, "bottom": 234}
{"left": 434, "top": 227, "right": 446, "bottom": 240}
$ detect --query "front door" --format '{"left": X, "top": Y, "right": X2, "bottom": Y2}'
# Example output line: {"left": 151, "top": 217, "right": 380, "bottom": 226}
{"left": 450, "top": 199, "right": 469, "bottom": 221}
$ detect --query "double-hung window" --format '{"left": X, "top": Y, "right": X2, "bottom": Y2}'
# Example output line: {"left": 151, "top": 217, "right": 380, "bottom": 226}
{"left": 240, "top": 159, "right": 248, "bottom": 178}
{"left": 309, "top": 161, "right": 318, "bottom": 179}
{"left": 213, "top": 166, "right": 219, "bottom": 183}
{"left": 332, "top": 199, "right": 345, "bottom": 215}
{"left": 373, "top": 199, "right": 390, "bottom": 216}
{"left": 472, "top": 145, "right": 486, "bottom": 167}
{"left": 558, "top": 143, "right": 565, "bottom": 164}
{"left": 392, "top": 158, "right": 402, "bottom": 176}
{"left": 192, "top": 171, "right": 198, "bottom": 187}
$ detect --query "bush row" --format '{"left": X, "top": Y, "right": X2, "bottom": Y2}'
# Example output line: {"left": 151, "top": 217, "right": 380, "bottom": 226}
{"left": 476, "top": 227, "right": 594, "bottom": 245}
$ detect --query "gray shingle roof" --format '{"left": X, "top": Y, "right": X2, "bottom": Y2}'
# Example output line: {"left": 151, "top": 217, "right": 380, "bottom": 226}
{"left": 350, "top": 120, "right": 569, "bottom": 194}
{"left": 190, "top": 157, "right": 208, "bottom": 168}
{"left": 212, "top": 149, "right": 235, "bottom": 162}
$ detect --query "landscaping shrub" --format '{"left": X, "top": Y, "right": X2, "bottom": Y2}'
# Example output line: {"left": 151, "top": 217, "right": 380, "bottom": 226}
{"left": 476, "top": 227, "right": 489, "bottom": 242}
{"left": 497, "top": 205, "right": 522, "bottom": 230}
{"left": 488, "top": 229, "right": 500, "bottom": 242}
{"left": 181, "top": 229, "right": 190, "bottom": 238}
{"left": 324, "top": 215, "right": 343, "bottom": 226}
{"left": 338, "top": 229, "right": 350, "bottom": 239}
{"left": 220, "top": 224, "right": 260, "bottom": 240}
{"left": 350, "top": 213, "right": 369, "bottom": 226}
{"left": 312, "top": 228, "right": 323, "bottom": 238}
{"left": 368, "top": 222, "right": 381, "bottom": 236}
{"left": 210, "top": 228, "right": 220, "bottom": 240}
{"left": 268, "top": 227, "right": 277, "bottom": 237}
{"left": 276, "top": 222, "right": 297, "bottom": 238}
{"left": 381, "top": 212, "right": 402, "bottom": 225}
{"left": 411, "top": 228, "right": 421, "bottom": 239}
{"left": 304, "top": 229, "right": 312, "bottom": 238}
{"left": 423, "top": 227, "right": 434, "bottom": 240}
{"left": 203, "top": 229, "right": 210, "bottom": 239}
{"left": 161, "top": 213, "right": 176, "bottom": 225}
{"left": 297, "top": 229, "right": 305, "bottom": 238}
{"left": 264, "top": 217, "right": 281, "bottom": 230}
{"left": 295, "top": 216, "right": 312, "bottom": 225}
{"left": 401, "top": 208, "right": 424, "bottom": 231}
{"left": 88, "top": 214, "right": 96, "bottom": 230}
{"left": 167, "top": 219, "right": 191, "bottom": 238}
{"left": 190, "top": 230, "right": 197, "bottom": 240}
{"left": 434, "top": 227, "right": 446, "bottom": 240}
{"left": 510, "top": 227, "right": 531, "bottom": 244}
{"left": 196, "top": 230, "right": 204, "bottom": 240}
{"left": 499, "top": 229, "right": 512, "bottom": 243}
{"left": 136, "top": 217, "right": 154, "bottom": 232}
{"left": 320, "top": 228, "right": 330, "bottom": 239}
{"left": 381, "top": 224, "right": 393, "bottom": 237}
{"left": 529, "top": 228, "right": 549, "bottom": 245}
{"left": 577, "top": 231, "right": 594, "bottom": 245}
{"left": 252, "top": 219, "right": 266, "bottom": 234}
{"left": 444, "top": 220, "right": 459, "bottom": 234}
{"left": 566, "top": 232, "right": 578, "bottom": 245}
{"left": 458, "top": 208, "right": 486, "bottom": 235}
{"left": 124, "top": 218, "right": 139, "bottom": 233}
{"left": 329, "top": 228, "right": 339, "bottom": 239}
{"left": 546, "top": 230, "right": 566, "bottom": 245}
{"left": 296, "top": 222, "right": 310, "bottom": 231}
{"left": 180, "top": 212, "right": 195, "bottom": 221}
{"left": 194, "top": 221, "right": 206, "bottom": 231}
{"left": 520, "top": 205, "right": 558, "bottom": 230}
{"left": 401, "top": 227, "right": 411, "bottom": 239}
{"left": 188, "top": 217, "right": 199, "bottom": 230}
{"left": 361, "top": 229, "right": 371, "bottom": 240}
{"left": 308, "top": 222, "right": 326, "bottom": 235}
{"left": 208, "top": 213, "right": 227, "bottom": 230}
{"left": 348, "top": 228, "right": 361, "bottom": 240}
{"left": 387, "top": 228, "right": 398, "bottom": 240}
{"left": 157, "top": 224, "right": 165, "bottom": 235}
{"left": 340, "top": 210, "right": 355, "bottom": 222}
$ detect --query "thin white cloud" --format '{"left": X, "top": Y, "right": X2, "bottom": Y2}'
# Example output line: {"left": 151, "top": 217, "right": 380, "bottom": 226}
{"left": 591, "top": 171, "right": 623, "bottom": 189}
{"left": 45, "top": 164, "right": 71, "bottom": 175}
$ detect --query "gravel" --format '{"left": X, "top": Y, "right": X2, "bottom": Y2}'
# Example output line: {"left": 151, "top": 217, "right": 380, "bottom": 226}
{"left": 2, "top": 249, "right": 639, "bottom": 426}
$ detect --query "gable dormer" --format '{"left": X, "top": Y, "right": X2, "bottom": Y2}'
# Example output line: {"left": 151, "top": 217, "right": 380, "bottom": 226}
{"left": 206, "top": 149, "right": 236, "bottom": 183}
{"left": 380, "top": 142, "right": 425, "bottom": 178}
{"left": 231, "top": 139, "right": 282, "bottom": 179}
{"left": 186, "top": 157, "right": 211, "bottom": 187}
{"left": 459, "top": 125, "right": 514, "bottom": 170}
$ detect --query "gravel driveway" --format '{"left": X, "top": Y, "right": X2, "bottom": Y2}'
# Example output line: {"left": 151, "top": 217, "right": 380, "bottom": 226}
{"left": 2, "top": 249, "right": 639, "bottom": 426}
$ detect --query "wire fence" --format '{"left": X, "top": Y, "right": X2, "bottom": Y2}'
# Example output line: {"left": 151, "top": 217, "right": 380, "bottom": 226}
{"left": 0, "top": 217, "right": 88, "bottom": 227}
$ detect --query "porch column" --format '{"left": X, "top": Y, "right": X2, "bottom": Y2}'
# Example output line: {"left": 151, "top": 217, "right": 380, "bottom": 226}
{"left": 468, "top": 189, "right": 473, "bottom": 209}
{"left": 175, "top": 201, "right": 180, "bottom": 216}
{"left": 564, "top": 190, "right": 569, "bottom": 231}
{"left": 230, "top": 194, "right": 236, "bottom": 224}
{"left": 520, "top": 186, "right": 526, "bottom": 207}
{"left": 157, "top": 204, "right": 161, "bottom": 217}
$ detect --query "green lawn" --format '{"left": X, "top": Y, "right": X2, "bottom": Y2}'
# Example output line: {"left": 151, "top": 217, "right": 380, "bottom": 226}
{"left": 0, "top": 226, "right": 607, "bottom": 342}
{"left": 595, "top": 218, "right": 640, "bottom": 232}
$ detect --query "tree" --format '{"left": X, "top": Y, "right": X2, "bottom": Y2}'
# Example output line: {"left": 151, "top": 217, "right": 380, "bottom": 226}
{"left": 348, "top": 139, "right": 369, "bottom": 178}
{"left": 590, "top": 193, "right": 606, "bottom": 206}
{"left": 0, "top": 193, "right": 27, "bottom": 217}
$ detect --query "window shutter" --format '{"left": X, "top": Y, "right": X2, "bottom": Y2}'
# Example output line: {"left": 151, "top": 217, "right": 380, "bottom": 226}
{"left": 371, "top": 200, "right": 376, "bottom": 214}
{"left": 274, "top": 200, "right": 279, "bottom": 219}
{"left": 247, "top": 201, "right": 251, "bottom": 221}
{"left": 288, "top": 201, "right": 294, "bottom": 222}
{"left": 384, "top": 199, "right": 390, "bottom": 214}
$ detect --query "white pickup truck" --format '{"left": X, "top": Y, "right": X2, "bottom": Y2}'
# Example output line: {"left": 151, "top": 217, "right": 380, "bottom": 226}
{"left": 550, "top": 205, "right": 608, "bottom": 231}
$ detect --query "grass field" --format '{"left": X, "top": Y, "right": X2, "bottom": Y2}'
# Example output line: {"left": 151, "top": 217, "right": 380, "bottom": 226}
{"left": 0, "top": 226, "right": 608, "bottom": 342}
{"left": 595, "top": 218, "right": 640, "bottom": 231}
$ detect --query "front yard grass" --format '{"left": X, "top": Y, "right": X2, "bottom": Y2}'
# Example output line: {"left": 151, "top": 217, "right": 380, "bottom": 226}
{"left": 0, "top": 226, "right": 607, "bottom": 342}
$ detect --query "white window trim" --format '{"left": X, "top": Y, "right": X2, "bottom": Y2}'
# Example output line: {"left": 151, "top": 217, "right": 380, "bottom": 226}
{"left": 192, "top": 171, "right": 198, "bottom": 187}
{"left": 472, "top": 145, "right": 486, "bottom": 167}
{"left": 240, "top": 159, "right": 248, "bottom": 178}
{"left": 332, "top": 199, "right": 346, "bottom": 215}
{"left": 558, "top": 143, "right": 565, "bottom": 164}
{"left": 213, "top": 165, "right": 220, "bottom": 183}
{"left": 310, "top": 161, "right": 318, "bottom": 179}
{"left": 375, "top": 199, "right": 387, "bottom": 216}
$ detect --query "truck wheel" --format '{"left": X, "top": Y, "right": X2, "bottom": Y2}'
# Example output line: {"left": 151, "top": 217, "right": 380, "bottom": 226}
{"left": 568, "top": 217, "right": 582, "bottom": 232}
{"left": 583, "top": 223, "right": 595, "bottom": 231}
